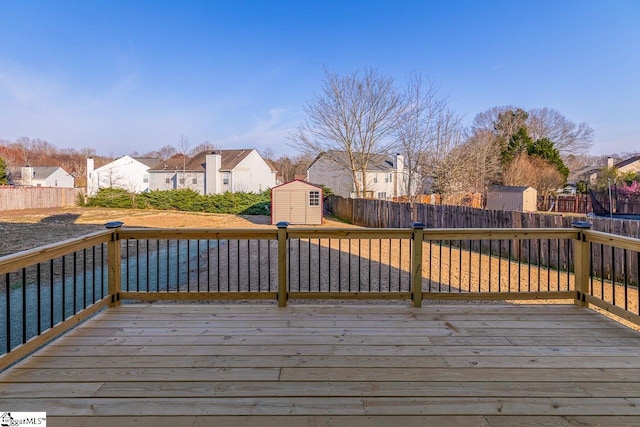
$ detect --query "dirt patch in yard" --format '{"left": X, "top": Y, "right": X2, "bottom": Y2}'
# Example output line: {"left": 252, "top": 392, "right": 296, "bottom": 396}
{"left": 0, "top": 207, "right": 354, "bottom": 257}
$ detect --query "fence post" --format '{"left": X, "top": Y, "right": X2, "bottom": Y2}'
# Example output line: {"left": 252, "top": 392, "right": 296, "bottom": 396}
{"left": 105, "top": 221, "right": 124, "bottom": 308}
{"left": 411, "top": 222, "right": 425, "bottom": 308}
{"left": 277, "top": 222, "right": 289, "bottom": 307}
{"left": 572, "top": 221, "right": 592, "bottom": 307}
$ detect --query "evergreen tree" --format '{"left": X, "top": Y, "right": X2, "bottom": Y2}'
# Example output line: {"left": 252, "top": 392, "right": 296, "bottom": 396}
{"left": 0, "top": 157, "right": 8, "bottom": 185}
{"left": 527, "top": 138, "right": 570, "bottom": 180}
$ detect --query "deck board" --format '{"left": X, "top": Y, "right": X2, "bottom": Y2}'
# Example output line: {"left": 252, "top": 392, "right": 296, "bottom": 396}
{"left": 1, "top": 303, "right": 640, "bottom": 426}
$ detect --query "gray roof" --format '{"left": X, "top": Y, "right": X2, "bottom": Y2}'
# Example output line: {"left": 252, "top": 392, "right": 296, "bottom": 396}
{"left": 488, "top": 186, "right": 534, "bottom": 193}
{"left": 31, "top": 167, "right": 63, "bottom": 179}
{"left": 309, "top": 150, "right": 399, "bottom": 172}
{"left": 616, "top": 156, "right": 640, "bottom": 169}
{"left": 133, "top": 157, "right": 162, "bottom": 168}
{"left": 148, "top": 149, "right": 260, "bottom": 172}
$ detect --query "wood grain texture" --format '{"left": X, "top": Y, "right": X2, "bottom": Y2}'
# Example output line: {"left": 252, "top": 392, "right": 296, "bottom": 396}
{"left": 1, "top": 303, "right": 640, "bottom": 424}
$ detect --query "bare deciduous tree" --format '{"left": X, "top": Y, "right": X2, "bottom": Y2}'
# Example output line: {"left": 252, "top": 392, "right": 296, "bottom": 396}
{"left": 291, "top": 68, "right": 400, "bottom": 198}
{"left": 156, "top": 145, "right": 177, "bottom": 160}
{"left": 458, "top": 129, "right": 503, "bottom": 194}
{"left": 394, "top": 73, "right": 447, "bottom": 199}
{"left": 425, "top": 108, "right": 465, "bottom": 196}
{"left": 190, "top": 141, "right": 219, "bottom": 156}
{"left": 503, "top": 153, "right": 564, "bottom": 201}
{"left": 472, "top": 106, "right": 594, "bottom": 157}
{"left": 272, "top": 153, "right": 313, "bottom": 183}
{"left": 526, "top": 107, "right": 594, "bottom": 155}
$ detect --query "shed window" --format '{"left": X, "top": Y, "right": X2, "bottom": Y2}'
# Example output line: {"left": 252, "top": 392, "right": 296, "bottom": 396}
{"left": 309, "top": 191, "right": 320, "bottom": 206}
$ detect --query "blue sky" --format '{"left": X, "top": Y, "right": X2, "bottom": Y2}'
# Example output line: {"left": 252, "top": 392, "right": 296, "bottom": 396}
{"left": 0, "top": 0, "right": 638, "bottom": 157}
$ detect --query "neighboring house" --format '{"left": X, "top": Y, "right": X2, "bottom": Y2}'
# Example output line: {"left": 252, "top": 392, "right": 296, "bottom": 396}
{"left": 271, "top": 180, "right": 323, "bottom": 225}
{"left": 585, "top": 156, "right": 640, "bottom": 184}
{"left": 306, "top": 150, "right": 409, "bottom": 199}
{"left": 486, "top": 186, "right": 537, "bottom": 212}
{"left": 17, "top": 166, "right": 75, "bottom": 188}
{"left": 87, "top": 156, "right": 162, "bottom": 196}
{"left": 612, "top": 155, "right": 640, "bottom": 175}
{"left": 147, "top": 149, "right": 276, "bottom": 195}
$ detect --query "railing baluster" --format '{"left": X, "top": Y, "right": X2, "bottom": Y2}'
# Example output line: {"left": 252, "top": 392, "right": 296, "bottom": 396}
{"left": 61, "top": 257, "right": 66, "bottom": 321}
{"left": 458, "top": 240, "right": 462, "bottom": 292}
{"left": 21, "top": 269, "right": 26, "bottom": 344}
{"left": 187, "top": 239, "right": 191, "bottom": 292}
{"left": 6, "top": 273, "right": 11, "bottom": 352}
{"left": 136, "top": 239, "right": 140, "bottom": 292}
{"left": 624, "top": 248, "right": 628, "bottom": 311}
{"left": 49, "top": 259, "right": 54, "bottom": 327}
{"left": 37, "top": 264, "right": 42, "bottom": 334}
{"left": 488, "top": 240, "right": 492, "bottom": 293}
{"left": 612, "top": 246, "right": 616, "bottom": 305}
{"left": 73, "top": 252, "right": 77, "bottom": 314}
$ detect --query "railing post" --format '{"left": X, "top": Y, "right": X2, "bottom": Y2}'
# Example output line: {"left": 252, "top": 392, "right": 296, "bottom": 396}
{"left": 411, "top": 222, "right": 425, "bottom": 308}
{"left": 106, "top": 221, "right": 124, "bottom": 308}
{"left": 572, "top": 221, "right": 592, "bottom": 307}
{"left": 277, "top": 221, "right": 289, "bottom": 308}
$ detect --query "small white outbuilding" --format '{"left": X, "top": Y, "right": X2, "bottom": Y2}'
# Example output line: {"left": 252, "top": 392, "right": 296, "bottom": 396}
{"left": 486, "top": 186, "right": 537, "bottom": 212}
{"left": 271, "top": 180, "right": 323, "bottom": 225}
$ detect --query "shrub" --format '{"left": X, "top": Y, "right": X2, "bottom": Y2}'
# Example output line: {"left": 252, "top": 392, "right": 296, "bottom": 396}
{"left": 83, "top": 188, "right": 272, "bottom": 215}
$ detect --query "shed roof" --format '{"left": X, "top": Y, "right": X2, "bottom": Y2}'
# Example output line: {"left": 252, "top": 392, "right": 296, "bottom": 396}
{"left": 488, "top": 186, "right": 534, "bottom": 193}
{"left": 272, "top": 179, "right": 323, "bottom": 191}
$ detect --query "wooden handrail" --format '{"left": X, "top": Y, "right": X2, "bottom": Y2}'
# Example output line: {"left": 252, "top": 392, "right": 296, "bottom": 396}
{"left": 0, "top": 229, "right": 114, "bottom": 275}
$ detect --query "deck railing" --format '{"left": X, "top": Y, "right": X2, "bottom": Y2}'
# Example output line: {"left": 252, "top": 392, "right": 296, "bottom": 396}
{"left": 0, "top": 230, "right": 113, "bottom": 368}
{"left": 1, "top": 221, "right": 640, "bottom": 369}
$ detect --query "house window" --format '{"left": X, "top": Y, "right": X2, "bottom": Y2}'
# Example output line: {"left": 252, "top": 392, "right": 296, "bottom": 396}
{"left": 192, "top": 177, "right": 197, "bottom": 184}
{"left": 143, "top": 174, "right": 149, "bottom": 183}
{"left": 309, "top": 191, "right": 320, "bottom": 206}
{"left": 389, "top": 173, "right": 393, "bottom": 182}
{"left": 179, "top": 178, "right": 185, "bottom": 185}
{"left": 223, "top": 172, "right": 230, "bottom": 185}
{"left": 385, "top": 176, "right": 388, "bottom": 183}
{"left": 165, "top": 178, "right": 171, "bottom": 184}
{"left": 373, "top": 176, "right": 378, "bottom": 183}
{"left": 377, "top": 192, "right": 386, "bottom": 199}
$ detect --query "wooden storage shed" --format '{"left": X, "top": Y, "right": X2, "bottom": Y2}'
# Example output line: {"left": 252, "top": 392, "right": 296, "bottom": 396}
{"left": 271, "top": 180, "right": 323, "bottom": 225}
{"left": 486, "top": 186, "right": 537, "bottom": 212}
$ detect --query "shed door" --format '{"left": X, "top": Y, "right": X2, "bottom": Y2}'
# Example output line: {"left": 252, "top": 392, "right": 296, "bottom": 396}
{"left": 288, "top": 190, "right": 307, "bottom": 224}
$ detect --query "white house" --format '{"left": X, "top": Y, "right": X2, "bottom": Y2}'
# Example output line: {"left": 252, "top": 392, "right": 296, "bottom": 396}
{"left": 87, "top": 156, "right": 161, "bottom": 195}
{"left": 147, "top": 149, "right": 276, "bottom": 194}
{"left": 19, "top": 166, "right": 75, "bottom": 188}
{"left": 306, "top": 151, "right": 408, "bottom": 199}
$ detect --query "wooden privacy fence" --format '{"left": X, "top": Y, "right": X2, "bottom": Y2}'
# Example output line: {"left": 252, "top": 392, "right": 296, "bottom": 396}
{"left": 325, "top": 195, "right": 640, "bottom": 285}
{"left": 0, "top": 187, "right": 83, "bottom": 210}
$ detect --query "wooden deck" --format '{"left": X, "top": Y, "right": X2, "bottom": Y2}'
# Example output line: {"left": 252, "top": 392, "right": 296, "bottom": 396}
{"left": 2, "top": 303, "right": 640, "bottom": 426}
